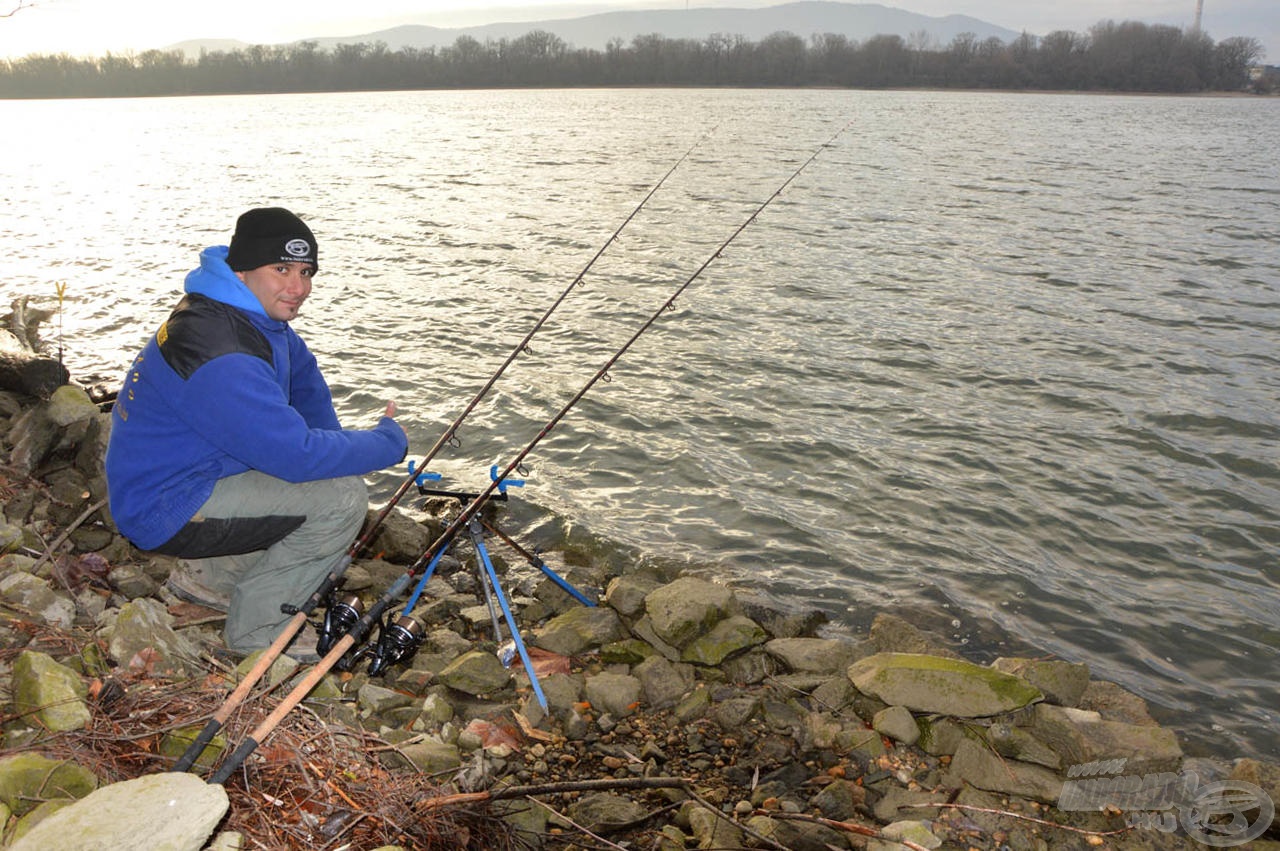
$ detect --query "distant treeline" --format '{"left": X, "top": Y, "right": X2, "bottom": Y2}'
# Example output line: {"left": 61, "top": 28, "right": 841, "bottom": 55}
{"left": 0, "top": 20, "right": 1268, "bottom": 99}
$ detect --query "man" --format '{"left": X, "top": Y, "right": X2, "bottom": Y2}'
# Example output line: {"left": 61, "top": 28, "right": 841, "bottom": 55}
{"left": 105, "top": 207, "right": 408, "bottom": 661}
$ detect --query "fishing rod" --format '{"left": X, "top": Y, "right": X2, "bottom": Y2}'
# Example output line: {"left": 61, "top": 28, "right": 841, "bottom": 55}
{"left": 206, "top": 122, "right": 848, "bottom": 786}
{"left": 170, "top": 131, "right": 709, "bottom": 775}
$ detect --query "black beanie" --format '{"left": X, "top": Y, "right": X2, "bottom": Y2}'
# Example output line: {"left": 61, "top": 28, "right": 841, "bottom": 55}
{"left": 225, "top": 207, "right": 319, "bottom": 272}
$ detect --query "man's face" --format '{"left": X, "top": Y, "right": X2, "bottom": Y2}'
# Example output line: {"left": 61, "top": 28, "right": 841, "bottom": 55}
{"left": 237, "top": 262, "right": 315, "bottom": 321}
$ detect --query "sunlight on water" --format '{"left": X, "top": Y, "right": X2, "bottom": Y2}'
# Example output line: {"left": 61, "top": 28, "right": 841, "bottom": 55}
{"left": 2, "top": 88, "right": 1277, "bottom": 759}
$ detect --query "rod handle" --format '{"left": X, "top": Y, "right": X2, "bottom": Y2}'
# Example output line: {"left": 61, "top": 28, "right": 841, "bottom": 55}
{"left": 209, "top": 737, "right": 259, "bottom": 785}
{"left": 172, "top": 718, "right": 221, "bottom": 773}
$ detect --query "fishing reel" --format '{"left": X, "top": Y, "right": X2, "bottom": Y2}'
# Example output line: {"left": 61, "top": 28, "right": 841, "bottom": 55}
{"left": 316, "top": 592, "right": 364, "bottom": 655}
{"left": 366, "top": 614, "right": 426, "bottom": 677}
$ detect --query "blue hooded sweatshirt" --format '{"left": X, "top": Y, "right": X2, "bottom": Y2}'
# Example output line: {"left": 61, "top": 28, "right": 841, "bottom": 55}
{"left": 105, "top": 246, "right": 408, "bottom": 551}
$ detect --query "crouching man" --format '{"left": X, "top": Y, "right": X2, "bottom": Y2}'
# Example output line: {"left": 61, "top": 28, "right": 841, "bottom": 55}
{"left": 105, "top": 207, "right": 408, "bottom": 661}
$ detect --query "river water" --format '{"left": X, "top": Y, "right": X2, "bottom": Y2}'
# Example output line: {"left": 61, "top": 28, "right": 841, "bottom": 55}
{"left": 2, "top": 88, "right": 1277, "bottom": 759}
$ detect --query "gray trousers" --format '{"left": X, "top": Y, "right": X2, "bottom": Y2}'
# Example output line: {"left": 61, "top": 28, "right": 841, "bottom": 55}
{"left": 178, "top": 471, "right": 367, "bottom": 653}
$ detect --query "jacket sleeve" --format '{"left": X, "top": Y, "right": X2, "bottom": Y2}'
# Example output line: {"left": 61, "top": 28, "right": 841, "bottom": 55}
{"left": 172, "top": 351, "right": 407, "bottom": 483}
{"left": 287, "top": 331, "right": 342, "bottom": 430}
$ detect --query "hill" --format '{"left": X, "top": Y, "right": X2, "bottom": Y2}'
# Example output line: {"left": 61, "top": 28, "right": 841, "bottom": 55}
{"left": 167, "top": 1, "right": 1021, "bottom": 57}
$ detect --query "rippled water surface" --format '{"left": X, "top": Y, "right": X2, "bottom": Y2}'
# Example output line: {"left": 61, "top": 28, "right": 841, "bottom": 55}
{"left": 3, "top": 89, "right": 1277, "bottom": 758}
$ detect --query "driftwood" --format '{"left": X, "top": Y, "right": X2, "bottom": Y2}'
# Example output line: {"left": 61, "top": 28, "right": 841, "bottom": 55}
{"left": 1, "top": 296, "right": 69, "bottom": 397}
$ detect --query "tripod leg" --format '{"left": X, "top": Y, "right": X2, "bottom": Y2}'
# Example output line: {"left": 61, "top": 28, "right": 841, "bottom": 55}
{"left": 467, "top": 518, "right": 549, "bottom": 711}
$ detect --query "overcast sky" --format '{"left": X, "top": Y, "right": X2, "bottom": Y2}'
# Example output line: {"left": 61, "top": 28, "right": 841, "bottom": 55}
{"left": 0, "top": 0, "right": 1273, "bottom": 61}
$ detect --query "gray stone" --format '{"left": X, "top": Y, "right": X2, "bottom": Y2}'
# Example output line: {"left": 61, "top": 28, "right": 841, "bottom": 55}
{"left": 744, "top": 814, "right": 845, "bottom": 851}
{"left": 712, "top": 696, "right": 759, "bottom": 730}
{"left": 873, "top": 704, "right": 921, "bottom": 745}
{"left": 766, "top": 637, "right": 862, "bottom": 675}
{"left": 567, "top": 793, "right": 648, "bottom": 834}
{"left": 633, "top": 654, "right": 695, "bottom": 709}
{"left": 681, "top": 614, "right": 767, "bottom": 666}
{"left": 532, "top": 606, "right": 625, "bottom": 656}
{"left": 0, "top": 753, "right": 98, "bottom": 816}
{"left": 720, "top": 647, "right": 777, "bottom": 684}
{"left": 809, "top": 778, "right": 866, "bottom": 821}
{"left": 0, "top": 572, "right": 75, "bottom": 628}
{"left": 583, "top": 671, "right": 642, "bottom": 718}
{"left": 916, "top": 715, "right": 969, "bottom": 756}
{"left": 866, "top": 612, "right": 959, "bottom": 658}
{"left": 1075, "top": 717, "right": 1183, "bottom": 774}
{"left": 688, "top": 803, "right": 744, "bottom": 848}
{"left": 364, "top": 507, "right": 442, "bottom": 565}
{"left": 986, "top": 719, "right": 1062, "bottom": 769}
{"left": 12, "top": 650, "right": 90, "bottom": 732}
{"left": 949, "top": 737, "right": 1064, "bottom": 803}
{"left": 599, "top": 638, "right": 654, "bottom": 664}
{"left": 103, "top": 597, "right": 203, "bottom": 678}
{"left": 881, "top": 820, "right": 943, "bottom": 850}
{"left": 395, "top": 740, "right": 461, "bottom": 773}
{"left": 358, "top": 682, "right": 416, "bottom": 715}
{"left": 1078, "top": 680, "right": 1160, "bottom": 726}
{"left": 603, "top": 573, "right": 663, "bottom": 618}
{"left": 1230, "top": 758, "right": 1280, "bottom": 833}
{"left": 107, "top": 562, "right": 159, "bottom": 600}
{"left": 644, "top": 576, "right": 734, "bottom": 648}
{"left": 1027, "top": 703, "right": 1094, "bottom": 766}
{"left": 848, "top": 652, "right": 1043, "bottom": 717}
{"left": 9, "top": 772, "right": 227, "bottom": 851}
{"left": 45, "top": 384, "right": 98, "bottom": 427}
{"left": 436, "top": 650, "right": 511, "bottom": 695}
{"left": 630, "top": 615, "right": 682, "bottom": 661}
{"left": 992, "top": 656, "right": 1091, "bottom": 706}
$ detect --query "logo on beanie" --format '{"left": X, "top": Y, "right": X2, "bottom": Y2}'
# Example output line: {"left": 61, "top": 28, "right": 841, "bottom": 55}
{"left": 285, "top": 239, "right": 312, "bottom": 258}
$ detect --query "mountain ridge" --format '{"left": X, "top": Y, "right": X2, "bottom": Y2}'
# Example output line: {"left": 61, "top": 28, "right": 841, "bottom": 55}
{"left": 167, "top": 1, "right": 1023, "bottom": 57}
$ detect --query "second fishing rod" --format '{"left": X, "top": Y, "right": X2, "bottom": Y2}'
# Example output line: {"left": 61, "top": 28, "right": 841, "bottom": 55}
{"left": 170, "top": 132, "right": 709, "bottom": 775}
{"left": 207, "top": 122, "right": 849, "bottom": 786}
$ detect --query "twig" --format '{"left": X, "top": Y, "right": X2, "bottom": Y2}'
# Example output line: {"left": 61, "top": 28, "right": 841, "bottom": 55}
{"left": 525, "top": 796, "right": 630, "bottom": 851}
{"left": 912, "top": 801, "right": 1135, "bottom": 838}
{"left": 764, "top": 811, "right": 934, "bottom": 851}
{"left": 306, "top": 760, "right": 362, "bottom": 810}
{"left": 31, "top": 497, "right": 108, "bottom": 577}
{"left": 682, "top": 784, "right": 790, "bottom": 851}
{"left": 416, "top": 775, "right": 690, "bottom": 811}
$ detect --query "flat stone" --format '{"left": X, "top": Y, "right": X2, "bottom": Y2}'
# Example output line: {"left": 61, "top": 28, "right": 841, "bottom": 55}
{"left": 9, "top": 772, "right": 227, "bottom": 851}
{"left": 848, "top": 652, "right": 1042, "bottom": 717}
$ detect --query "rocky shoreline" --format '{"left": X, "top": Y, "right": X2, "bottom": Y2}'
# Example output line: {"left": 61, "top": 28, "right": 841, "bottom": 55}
{"left": 1, "top": 333, "right": 1278, "bottom": 849}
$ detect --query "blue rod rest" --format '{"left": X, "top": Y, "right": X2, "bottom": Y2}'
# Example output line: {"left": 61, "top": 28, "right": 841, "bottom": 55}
{"left": 470, "top": 518, "right": 549, "bottom": 712}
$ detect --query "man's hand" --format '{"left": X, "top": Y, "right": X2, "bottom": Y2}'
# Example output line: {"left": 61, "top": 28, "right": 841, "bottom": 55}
{"left": 385, "top": 401, "right": 398, "bottom": 418}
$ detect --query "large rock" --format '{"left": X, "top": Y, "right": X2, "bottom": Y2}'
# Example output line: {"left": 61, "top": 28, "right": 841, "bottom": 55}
{"left": 12, "top": 650, "right": 90, "bottom": 732}
{"left": 102, "top": 597, "right": 203, "bottom": 678}
{"left": 632, "top": 654, "right": 695, "bottom": 709}
{"left": 567, "top": 793, "right": 648, "bottom": 835}
{"left": 848, "top": 652, "right": 1042, "bottom": 717}
{"left": 9, "top": 772, "right": 228, "bottom": 851}
{"left": 436, "top": 649, "right": 511, "bottom": 695}
{"left": 949, "top": 737, "right": 1064, "bottom": 803}
{"left": 0, "top": 753, "right": 98, "bottom": 816}
{"left": 681, "top": 614, "right": 766, "bottom": 666}
{"left": 766, "top": 637, "right": 862, "bottom": 675}
{"left": 363, "top": 507, "right": 443, "bottom": 565}
{"left": 532, "top": 605, "right": 625, "bottom": 656}
{"left": 0, "top": 572, "right": 75, "bottom": 629}
{"left": 643, "top": 577, "right": 734, "bottom": 649}
{"left": 992, "top": 656, "right": 1091, "bottom": 707}
{"left": 584, "top": 671, "right": 642, "bottom": 718}
{"left": 1074, "top": 717, "right": 1183, "bottom": 774}
{"left": 45, "top": 384, "right": 98, "bottom": 427}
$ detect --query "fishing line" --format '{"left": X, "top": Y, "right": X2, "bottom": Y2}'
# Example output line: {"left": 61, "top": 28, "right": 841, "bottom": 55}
{"left": 206, "top": 120, "right": 850, "bottom": 785}
{"left": 170, "top": 127, "right": 712, "bottom": 774}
